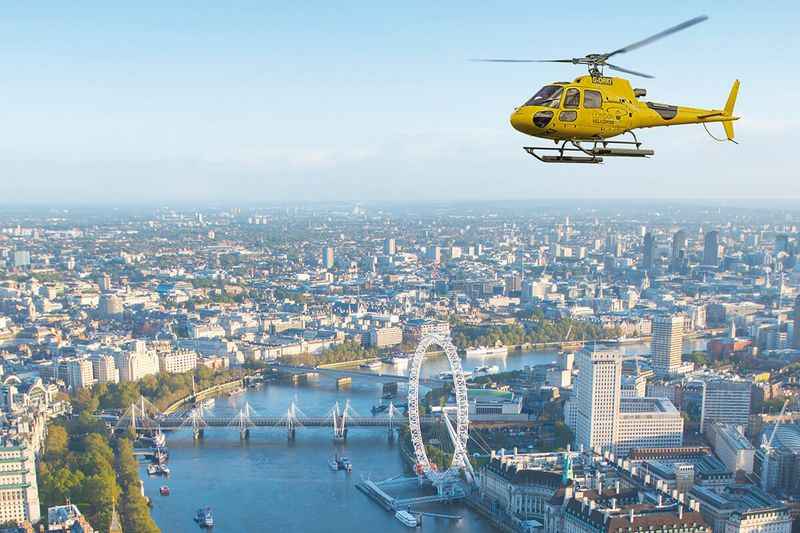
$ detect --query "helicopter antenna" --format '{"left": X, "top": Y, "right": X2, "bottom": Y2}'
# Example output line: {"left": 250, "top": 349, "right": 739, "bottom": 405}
{"left": 472, "top": 15, "right": 708, "bottom": 79}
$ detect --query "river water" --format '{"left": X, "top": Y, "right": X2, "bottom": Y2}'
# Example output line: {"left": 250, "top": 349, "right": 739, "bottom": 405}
{"left": 142, "top": 339, "right": 706, "bottom": 532}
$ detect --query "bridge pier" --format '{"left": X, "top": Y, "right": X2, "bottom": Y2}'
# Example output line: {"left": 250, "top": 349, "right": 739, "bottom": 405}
{"left": 333, "top": 428, "right": 348, "bottom": 443}
{"left": 288, "top": 428, "right": 296, "bottom": 442}
{"left": 240, "top": 428, "right": 250, "bottom": 440}
{"left": 388, "top": 427, "right": 395, "bottom": 443}
{"left": 193, "top": 428, "right": 204, "bottom": 440}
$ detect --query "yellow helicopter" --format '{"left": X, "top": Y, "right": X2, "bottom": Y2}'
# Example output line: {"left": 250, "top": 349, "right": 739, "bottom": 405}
{"left": 474, "top": 16, "right": 740, "bottom": 163}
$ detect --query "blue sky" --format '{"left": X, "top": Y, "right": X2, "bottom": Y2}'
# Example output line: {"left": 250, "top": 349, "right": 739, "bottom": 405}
{"left": 1, "top": 1, "right": 798, "bottom": 204}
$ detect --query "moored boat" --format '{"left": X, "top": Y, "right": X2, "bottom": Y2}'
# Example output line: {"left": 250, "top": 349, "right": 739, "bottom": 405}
{"left": 152, "top": 431, "right": 166, "bottom": 448}
{"left": 465, "top": 345, "right": 508, "bottom": 357}
{"left": 395, "top": 510, "right": 419, "bottom": 527}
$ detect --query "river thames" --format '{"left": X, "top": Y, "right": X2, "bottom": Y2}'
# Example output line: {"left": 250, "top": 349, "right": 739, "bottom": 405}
{"left": 141, "top": 340, "right": 706, "bottom": 532}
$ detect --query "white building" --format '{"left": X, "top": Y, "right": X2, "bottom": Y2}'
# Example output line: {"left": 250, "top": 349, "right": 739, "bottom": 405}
{"left": 575, "top": 349, "right": 621, "bottom": 453}
{"left": 614, "top": 397, "right": 684, "bottom": 456}
{"left": 700, "top": 378, "right": 751, "bottom": 433}
{"left": 652, "top": 314, "right": 684, "bottom": 377}
{"left": 707, "top": 423, "right": 755, "bottom": 474}
{"left": 188, "top": 322, "right": 226, "bottom": 339}
{"left": 574, "top": 348, "right": 683, "bottom": 456}
{"left": 65, "top": 359, "right": 94, "bottom": 390}
{"left": 368, "top": 326, "right": 403, "bottom": 348}
{"left": 691, "top": 485, "right": 791, "bottom": 533}
{"left": 116, "top": 350, "right": 159, "bottom": 382}
{"left": 0, "top": 441, "right": 40, "bottom": 524}
{"left": 91, "top": 355, "right": 119, "bottom": 384}
{"left": 158, "top": 350, "right": 198, "bottom": 374}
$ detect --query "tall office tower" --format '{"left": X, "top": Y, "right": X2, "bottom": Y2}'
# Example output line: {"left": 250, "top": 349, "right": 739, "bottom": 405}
{"left": 322, "top": 246, "right": 334, "bottom": 269}
{"left": 671, "top": 229, "right": 688, "bottom": 270}
{"left": 642, "top": 232, "right": 655, "bottom": 271}
{"left": 700, "top": 378, "right": 752, "bottom": 432}
{"left": 575, "top": 349, "right": 622, "bottom": 453}
{"left": 672, "top": 229, "right": 688, "bottom": 259}
{"left": 383, "top": 238, "right": 396, "bottom": 256}
{"left": 793, "top": 295, "right": 800, "bottom": 349}
{"left": 652, "top": 314, "right": 684, "bottom": 377}
{"left": 703, "top": 230, "right": 721, "bottom": 267}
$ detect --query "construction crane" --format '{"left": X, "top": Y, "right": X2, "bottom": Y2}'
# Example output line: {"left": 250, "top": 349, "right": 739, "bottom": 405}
{"left": 764, "top": 398, "right": 792, "bottom": 450}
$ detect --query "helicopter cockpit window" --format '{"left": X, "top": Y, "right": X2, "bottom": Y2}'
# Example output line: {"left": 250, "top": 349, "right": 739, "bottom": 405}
{"left": 584, "top": 90, "right": 602, "bottom": 109}
{"left": 563, "top": 88, "right": 580, "bottom": 109}
{"left": 524, "top": 85, "right": 563, "bottom": 108}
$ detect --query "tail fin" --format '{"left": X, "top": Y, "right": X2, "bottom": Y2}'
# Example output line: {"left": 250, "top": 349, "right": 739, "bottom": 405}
{"left": 723, "top": 79, "right": 740, "bottom": 141}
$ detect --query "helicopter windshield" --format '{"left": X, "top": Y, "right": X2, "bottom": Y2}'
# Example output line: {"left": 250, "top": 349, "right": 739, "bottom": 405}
{"left": 524, "top": 85, "right": 563, "bottom": 108}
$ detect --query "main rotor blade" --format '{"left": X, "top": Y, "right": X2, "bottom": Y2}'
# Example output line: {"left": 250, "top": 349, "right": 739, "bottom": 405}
{"left": 607, "top": 63, "right": 654, "bottom": 79}
{"left": 469, "top": 58, "right": 575, "bottom": 63}
{"left": 606, "top": 15, "right": 708, "bottom": 58}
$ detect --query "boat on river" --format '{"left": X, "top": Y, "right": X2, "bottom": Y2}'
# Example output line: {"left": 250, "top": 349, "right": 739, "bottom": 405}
{"left": 195, "top": 507, "right": 214, "bottom": 528}
{"left": 329, "top": 455, "right": 352, "bottom": 472}
{"left": 329, "top": 457, "right": 340, "bottom": 471}
{"left": 359, "top": 360, "right": 382, "bottom": 370}
{"left": 159, "top": 486, "right": 170, "bottom": 496}
{"left": 395, "top": 510, "right": 419, "bottom": 527}
{"left": 465, "top": 345, "right": 508, "bottom": 357}
{"left": 474, "top": 364, "right": 500, "bottom": 375}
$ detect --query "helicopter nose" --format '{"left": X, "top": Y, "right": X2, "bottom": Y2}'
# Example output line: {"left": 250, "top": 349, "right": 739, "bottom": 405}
{"left": 510, "top": 108, "right": 533, "bottom": 134}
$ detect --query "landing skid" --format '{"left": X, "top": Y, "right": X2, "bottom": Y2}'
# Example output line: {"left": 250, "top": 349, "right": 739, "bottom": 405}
{"left": 524, "top": 133, "right": 654, "bottom": 164}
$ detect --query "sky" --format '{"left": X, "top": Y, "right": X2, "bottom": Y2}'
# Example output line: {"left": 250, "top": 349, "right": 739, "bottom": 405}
{"left": 1, "top": 1, "right": 798, "bottom": 205}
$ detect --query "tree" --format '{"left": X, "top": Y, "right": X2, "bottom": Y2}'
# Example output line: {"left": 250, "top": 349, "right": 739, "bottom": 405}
{"left": 44, "top": 425, "right": 68, "bottom": 462}
{"left": 40, "top": 466, "right": 85, "bottom": 506}
{"left": 73, "top": 387, "right": 100, "bottom": 414}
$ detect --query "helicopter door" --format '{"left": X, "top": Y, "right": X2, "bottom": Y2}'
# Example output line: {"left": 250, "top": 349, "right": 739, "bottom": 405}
{"left": 558, "top": 88, "right": 580, "bottom": 134}
{"left": 582, "top": 89, "right": 604, "bottom": 137}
